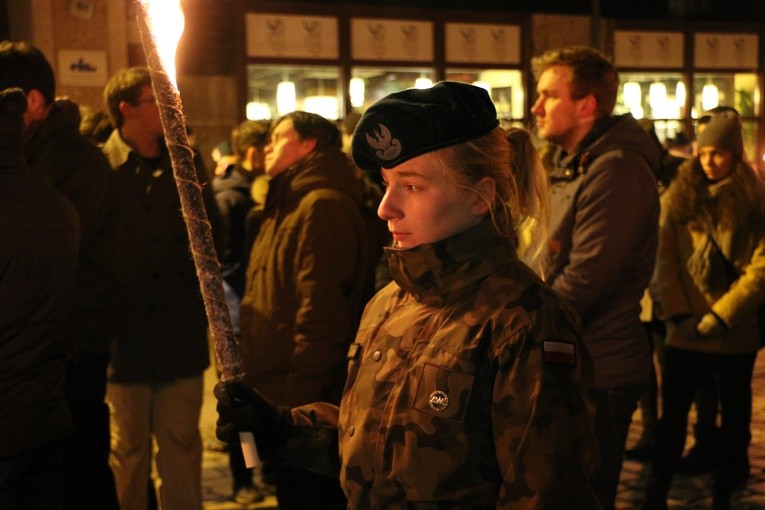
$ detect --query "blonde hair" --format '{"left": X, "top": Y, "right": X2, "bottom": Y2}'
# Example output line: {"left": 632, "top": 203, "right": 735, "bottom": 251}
{"left": 432, "top": 126, "right": 550, "bottom": 275}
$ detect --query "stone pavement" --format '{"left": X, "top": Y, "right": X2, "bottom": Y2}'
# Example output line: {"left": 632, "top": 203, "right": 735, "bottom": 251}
{"left": 202, "top": 350, "right": 765, "bottom": 510}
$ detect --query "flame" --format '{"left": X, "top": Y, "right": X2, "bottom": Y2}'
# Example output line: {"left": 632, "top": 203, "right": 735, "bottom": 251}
{"left": 139, "top": 0, "right": 185, "bottom": 88}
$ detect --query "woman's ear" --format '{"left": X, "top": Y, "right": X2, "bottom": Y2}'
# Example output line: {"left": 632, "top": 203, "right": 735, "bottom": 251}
{"left": 472, "top": 176, "right": 496, "bottom": 216}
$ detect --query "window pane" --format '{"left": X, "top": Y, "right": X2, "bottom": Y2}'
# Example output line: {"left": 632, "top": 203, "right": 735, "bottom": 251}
{"left": 247, "top": 65, "right": 341, "bottom": 120}
{"left": 348, "top": 67, "right": 436, "bottom": 114}
{"left": 444, "top": 69, "right": 525, "bottom": 121}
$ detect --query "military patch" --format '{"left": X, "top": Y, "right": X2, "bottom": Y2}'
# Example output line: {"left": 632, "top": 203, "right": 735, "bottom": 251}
{"left": 365, "top": 123, "right": 401, "bottom": 161}
{"left": 541, "top": 340, "right": 576, "bottom": 366}
{"left": 428, "top": 390, "right": 449, "bottom": 412}
{"left": 347, "top": 342, "right": 361, "bottom": 360}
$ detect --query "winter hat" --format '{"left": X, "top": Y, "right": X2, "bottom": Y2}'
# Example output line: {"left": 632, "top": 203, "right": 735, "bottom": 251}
{"left": 0, "top": 87, "right": 27, "bottom": 150}
{"left": 351, "top": 81, "right": 498, "bottom": 172}
{"left": 696, "top": 111, "right": 743, "bottom": 160}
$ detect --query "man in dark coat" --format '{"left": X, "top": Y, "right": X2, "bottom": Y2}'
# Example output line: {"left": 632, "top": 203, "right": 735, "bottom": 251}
{"left": 532, "top": 46, "right": 661, "bottom": 510}
{"left": 102, "top": 66, "right": 222, "bottom": 510}
{"left": 0, "top": 87, "right": 80, "bottom": 509}
{"left": 0, "top": 40, "right": 120, "bottom": 509}
{"left": 239, "top": 111, "right": 371, "bottom": 509}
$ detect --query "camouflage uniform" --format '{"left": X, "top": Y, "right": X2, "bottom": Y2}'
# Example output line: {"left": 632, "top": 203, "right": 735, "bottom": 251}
{"left": 283, "top": 220, "right": 600, "bottom": 509}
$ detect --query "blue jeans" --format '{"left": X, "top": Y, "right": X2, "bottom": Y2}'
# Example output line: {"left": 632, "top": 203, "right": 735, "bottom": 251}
{"left": 589, "top": 384, "right": 644, "bottom": 510}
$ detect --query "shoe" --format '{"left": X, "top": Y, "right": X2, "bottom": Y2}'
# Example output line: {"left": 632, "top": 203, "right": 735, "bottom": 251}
{"left": 625, "top": 439, "right": 655, "bottom": 462}
{"left": 234, "top": 484, "right": 264, "bottom": 505}
{"left": 676, "top": 443, "right": 716, "bottom": 474}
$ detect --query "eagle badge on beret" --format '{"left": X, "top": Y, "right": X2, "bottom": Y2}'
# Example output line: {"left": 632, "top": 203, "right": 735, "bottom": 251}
{"left": 365, "top": 123, "right": 401, "bottom": 161}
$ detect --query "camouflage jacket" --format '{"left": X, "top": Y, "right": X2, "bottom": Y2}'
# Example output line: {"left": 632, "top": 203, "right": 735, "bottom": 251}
{"left": 284, "top": 220, "right": 601, "bottom": 509}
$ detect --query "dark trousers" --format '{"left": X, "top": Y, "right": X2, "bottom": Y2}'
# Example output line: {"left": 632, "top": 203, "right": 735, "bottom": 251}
{"left": 61, "top": 351, "right": 119, "bottom": 510}
{"left": 0, "top": 443, "right": 64, "bottom": 510}
{"left": 271, "top": 463, "right": 347, "bottom": 510}
{"left": 589, "top": 384, "right": 643, "bottom": 510}
{"left": 650, "top": 347, "right": 755, "bottom": 499}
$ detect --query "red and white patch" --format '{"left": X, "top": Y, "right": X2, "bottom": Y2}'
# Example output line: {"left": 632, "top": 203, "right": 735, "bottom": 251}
{"left": 542, "top": 340, "right": 576, "bottom": 366}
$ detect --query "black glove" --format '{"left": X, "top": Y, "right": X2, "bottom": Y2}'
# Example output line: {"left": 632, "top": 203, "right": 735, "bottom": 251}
{"left": 669, "top": 315, "right": 701, "bottom": 341}
{"left": 214, "top": 380, "right": 293, "bottom": 459}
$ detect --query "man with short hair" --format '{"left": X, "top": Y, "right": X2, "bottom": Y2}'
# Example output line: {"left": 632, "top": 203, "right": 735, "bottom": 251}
{"left": 212, "top": 119, "right": 272, "bottom": 504}
{"left": 0, "top": 86, "right": 80, "bottom": 510}
{"left": 0, "top": 40, "right": 120, "bottom": 510}
{"left": 239, "top": 111, "right": 371, "bottom": 509}
{"left": 102, "top": 66, "right": 222, "bottom": 510}
{"left": 532, "top": 46, "right": 661, "bottom": 510}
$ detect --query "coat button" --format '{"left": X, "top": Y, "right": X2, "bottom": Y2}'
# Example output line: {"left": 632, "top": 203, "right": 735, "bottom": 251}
{"left": 373, "top": 350, "right": 382, "bottom": 361}
{"left": 348, "top": 426, "right": 355, "bottom": 437}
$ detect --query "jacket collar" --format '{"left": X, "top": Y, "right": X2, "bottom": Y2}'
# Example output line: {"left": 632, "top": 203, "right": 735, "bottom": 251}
{"left": 102, "top": 129, "right": 137, "bottom": 169}
{"left": 386, "top": 219, "right": 516, "bottom": 306}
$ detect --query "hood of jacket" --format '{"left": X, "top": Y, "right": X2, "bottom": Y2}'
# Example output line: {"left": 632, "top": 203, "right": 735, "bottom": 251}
{"left": 23, "top": 99, "right": 81, "bottom": 155}
{"left": 551, "top": 113, "right": 662, "bottom": 180}
{"left": 213, "top": 163, "right": 254, "bottom": 196}
{"left": 264, "top": 147, "right": 363, "bottom": 214}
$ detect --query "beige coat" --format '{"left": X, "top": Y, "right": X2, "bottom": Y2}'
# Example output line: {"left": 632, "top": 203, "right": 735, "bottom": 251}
{"left": 655, "top": 158, "right": 765, "bottom": 354}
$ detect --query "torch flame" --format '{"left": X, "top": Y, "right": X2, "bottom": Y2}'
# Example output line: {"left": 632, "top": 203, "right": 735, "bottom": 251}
{"left": 139, "top": 0, "right": 184, "bottom": 88}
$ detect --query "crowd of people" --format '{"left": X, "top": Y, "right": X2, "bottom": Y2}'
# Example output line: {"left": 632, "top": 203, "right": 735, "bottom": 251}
{"left": 1, "top": 38, "right": 764, "bottom": 510}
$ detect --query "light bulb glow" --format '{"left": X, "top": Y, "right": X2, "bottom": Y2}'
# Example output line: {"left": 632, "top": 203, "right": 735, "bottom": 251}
{"left": 675, "top": 81, "right": 686, "bottom": 106}
{"left": 623, "top": 82, "right": 642, "bottom": 108}
{"left": 649, "top": 82, "right": 667, "bottom": 109}
{"left": 349, "top": 78, "right": 365, "bottom": 108}
{"left": 139, "top": 0, "right": 184, "bottom": 88}
{"left": 415, "top": 77, "right": 433, "bottom": 89}
{"left": 277, "top": 81, "right": 296, "bottom": 115}
{"left": 702, "top": 84, "right": 719, "bottom": 111}
{"left": 303, "top": 96, "right": 339, "bottom": 120}
{"left": 246, "top": 102, "right": 271, "bottom": 120}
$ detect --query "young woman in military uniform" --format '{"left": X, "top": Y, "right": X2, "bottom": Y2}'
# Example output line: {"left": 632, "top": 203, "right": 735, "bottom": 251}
{"left": 215, "top": 82, "right": 601, "bottom": 509}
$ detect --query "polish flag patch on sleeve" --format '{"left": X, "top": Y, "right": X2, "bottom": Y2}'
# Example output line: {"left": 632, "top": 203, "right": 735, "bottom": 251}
{"left": 541, "top": 340, "right": 577, "bottom": 366}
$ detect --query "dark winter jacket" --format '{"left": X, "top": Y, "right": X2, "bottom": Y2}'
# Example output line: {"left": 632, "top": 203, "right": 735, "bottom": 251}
{"left": 213, "top": 163, "right": 254, "bottom": 297}
{"left": 23, "top": 99, "right": 118, "bottom": 353}
{"left": 240, "top": 147, "right": 371, "bottom": 407}
{"left": 0, "top": 139, "right": 79, "bottom": 457}
{"left": 544, "top": 114, "right": 661, "bottom": 389}
{"left": 102, "top": 129, "right": 222, "bottom": 383}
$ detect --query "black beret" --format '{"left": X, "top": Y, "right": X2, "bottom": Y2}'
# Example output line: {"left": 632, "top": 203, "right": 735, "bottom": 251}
{"left": 351, "top": 81, "right": 499, "bottom": 172}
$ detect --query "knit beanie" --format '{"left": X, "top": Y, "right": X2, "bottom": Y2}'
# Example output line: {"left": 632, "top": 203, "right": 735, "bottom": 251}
{"left": 696, "top": 111, "right": 743, "bottom": 160}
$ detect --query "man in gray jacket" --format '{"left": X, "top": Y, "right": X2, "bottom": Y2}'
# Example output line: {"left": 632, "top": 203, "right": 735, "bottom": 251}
{"left": 532, "top": 46, "right": 661, "bottom": 510}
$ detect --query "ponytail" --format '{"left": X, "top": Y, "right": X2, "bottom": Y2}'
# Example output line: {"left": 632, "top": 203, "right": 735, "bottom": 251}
{"left": 505, "top": 127, "right": 549, "bottom": 276}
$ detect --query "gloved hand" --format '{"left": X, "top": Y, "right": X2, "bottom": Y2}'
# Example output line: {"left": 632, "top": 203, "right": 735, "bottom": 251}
{"left": 214, "top": 380, "right": 293, "bottom": 459}
{"left": 669, "top": 315, "right": 700, "bottom": 340}
{"left": 696, "top": 312, "right": 726, "bottom": 337}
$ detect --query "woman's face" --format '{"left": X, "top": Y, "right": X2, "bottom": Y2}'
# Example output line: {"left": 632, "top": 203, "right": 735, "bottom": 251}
{"left": 698, "top": 146, "right": 735, "bottom": 182}
{"left": 377, "top": 152, "right": 493, "bottom": 249}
